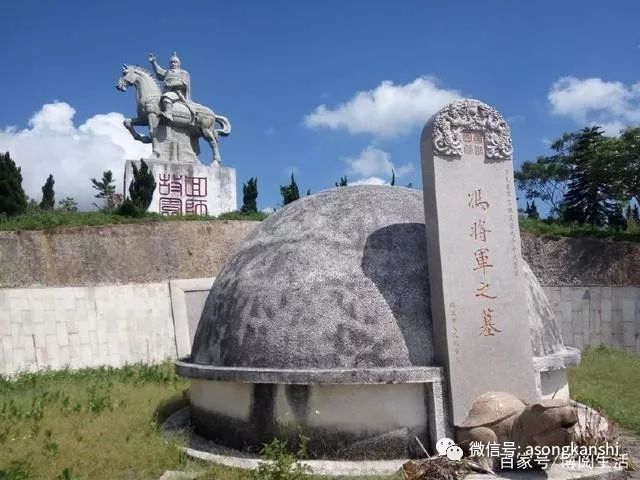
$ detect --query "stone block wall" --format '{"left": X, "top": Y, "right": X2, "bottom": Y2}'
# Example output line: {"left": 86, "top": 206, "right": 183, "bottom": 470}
{"left": 1, "top": 283, "right": 639, "bottom": 376}
{"left": 0, "top": 278, "right": 215, "bottom": 376}
{"left": 543, "top": 287, "right": 640, "bottom": 353}
{"left": 1, "top": 283, "right": 173, "bottom": 375}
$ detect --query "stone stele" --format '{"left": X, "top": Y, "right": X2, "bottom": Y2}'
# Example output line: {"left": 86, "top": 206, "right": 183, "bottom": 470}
{"left": 420, "top": 98, "right": 538, "bottom": 426}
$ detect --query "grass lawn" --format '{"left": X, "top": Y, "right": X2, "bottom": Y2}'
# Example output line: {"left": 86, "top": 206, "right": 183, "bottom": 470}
{"left": 0, "top": 346, "right": 637, "bottom": 479}
{"left": 0, "top": 362, "right": 390, "bottom": 480}
{"left": 568, "top": 345, "right": 640, "bottom": 436}
{"left": 519, "top": 217, "right": 640, "bottom": 242}
{"left": 0, "top": 210, "right": 266, "bottom": 232}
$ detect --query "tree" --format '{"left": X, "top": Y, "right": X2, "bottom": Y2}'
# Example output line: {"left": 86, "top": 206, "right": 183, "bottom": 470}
{"left": 40, "top": 174, "right": 55, "bottom": 210}
{"left": 616, "top": 127, "right": 640, "bottom": 206}
{"left": 0, "top": 151, "right": 27, "bottom": 216}
{"left": 607, "top": 202, "right": 627, "bottom": 231}
{"left": 241, "top": 177, "right": 258, "bottom": 214}
{"left": 525, "top": 200, "right": 540, "bottom": 220}
{"left": 335, "top": 176, "right": 348, "bottom": 187}
{"left": 128, "top": 160, "right": 156, "bottom": 210}
{"left": 515, "top": 153, "right": 571, "bottom": 217}
{"left": 280, "top": 173, "right": 300, "bottom": 205}
{"left": 91, "top": 170, "right": 116, "bottom": 211}
{"left": 560, "top": 127, "right": 619, "bottom": 227}
{"left": 58, "top": 197, "right": 78, "bottom": 212}
{"left": 390, "top": 169, "right": 395, "bottom": 186}
{"left": 306, "top": 189, "right": 311, "bottom": 196}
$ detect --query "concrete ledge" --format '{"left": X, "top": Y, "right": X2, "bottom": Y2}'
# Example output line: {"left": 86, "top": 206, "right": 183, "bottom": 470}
{"left": 164, "top": 407, "right": 626, "bottom": 478}
{"left": 184, "top": 447, "right": 625, "bottom": 478}
{"left": 534, "top": 348, "right": 582, "bottom": 372}
{"left": 175, "top": 360, "right": 443, "bottom": 384}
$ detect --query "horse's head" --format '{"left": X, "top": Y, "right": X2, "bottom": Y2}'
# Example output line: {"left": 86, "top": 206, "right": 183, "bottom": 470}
{"left": 116, "top": 64, "right": 138, "bottom": 92}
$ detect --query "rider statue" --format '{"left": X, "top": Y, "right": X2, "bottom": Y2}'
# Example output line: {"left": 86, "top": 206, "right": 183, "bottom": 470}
{"left": 148, "top": 52, "right": 191, "bottom": 123}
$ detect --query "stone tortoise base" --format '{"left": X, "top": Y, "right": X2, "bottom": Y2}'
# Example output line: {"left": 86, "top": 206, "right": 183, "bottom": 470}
{"left": 162, "top": 408, "right": 627, "bottom": 478}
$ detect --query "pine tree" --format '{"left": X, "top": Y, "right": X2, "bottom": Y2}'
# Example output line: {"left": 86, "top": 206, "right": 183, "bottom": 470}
{"left": 608, "top": 203, "right": 627, "bottom": 231}
{"left": 526, "top": 200, "right": 540, "bottom": 219}
{"left": 306, "top": 189, "right": 311, "bottom": 196}
{"left": 0, "top": 151, "right": 27, "bottom": 216}
{"left": 40, "top": 174, "right": 55, "bottom": 210}
{"left": 241, "top": 177, "right": 258, "bottom": 214}
{"left": 91, "top": 171, "right": 117, "bottom": 211}
{"left": 280, "top": 173, "right": 300, "bottom": 205}
{"left": 129, "top": 160, "right": 156, "bottom": 210}
{"left": 335, "top": 176, "right": 348, "bottom": 187}
{"left": 58, "top": 197, "right": 78, "bottom": 212}
{"left": 561, "top": 127, "right": 618, "bottom": 227}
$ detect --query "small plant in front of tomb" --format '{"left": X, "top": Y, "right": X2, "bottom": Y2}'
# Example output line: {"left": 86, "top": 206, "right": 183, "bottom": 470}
{"left": 252, "top": 437, "right": 311, "bottom": 480}
{"left": 569, "top": 403, "right": 637, "bottom": 472}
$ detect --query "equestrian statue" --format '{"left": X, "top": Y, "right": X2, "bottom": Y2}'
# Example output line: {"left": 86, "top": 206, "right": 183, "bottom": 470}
{"left": 116, "top": 52, "right": 231, "bottom": 164}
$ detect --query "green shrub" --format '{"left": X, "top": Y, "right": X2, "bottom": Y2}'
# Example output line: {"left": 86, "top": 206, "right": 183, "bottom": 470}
{"left": 252, "top": 437, "right": 310, "bottom": 480}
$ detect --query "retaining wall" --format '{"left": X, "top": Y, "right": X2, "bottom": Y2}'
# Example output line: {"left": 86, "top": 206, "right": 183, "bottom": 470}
{"left": 545, "top": 287, "right": 640, "bottom": 352}
{"left": 1, "top": 222, "right": 639, "bottom": 375}
{"left": 0, "top": 278, "right": 214, "bottom": 376}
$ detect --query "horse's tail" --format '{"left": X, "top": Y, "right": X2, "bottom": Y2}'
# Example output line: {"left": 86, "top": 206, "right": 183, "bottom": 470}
{"left": 214, "top": 115, "right": 231, "bottom": 136}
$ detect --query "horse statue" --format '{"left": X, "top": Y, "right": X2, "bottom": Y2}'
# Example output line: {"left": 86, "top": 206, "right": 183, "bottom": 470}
{"left": 116, "top": 64, "right": 231, "bottom": 164}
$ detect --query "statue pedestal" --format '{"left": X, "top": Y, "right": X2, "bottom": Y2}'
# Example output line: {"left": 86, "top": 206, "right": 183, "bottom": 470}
{"left": 154, "top": 123, "right": 200, "bottom": 164}
{"left": 124, "top": 159, "right": 236, "bottom": 216}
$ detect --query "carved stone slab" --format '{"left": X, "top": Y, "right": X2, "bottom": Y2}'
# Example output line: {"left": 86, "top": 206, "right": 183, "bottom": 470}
{"left": 420, "top": 99, "right": 537, "bottom": 426}
{"left": 124, "top": 159, "right": 236, "bottom": 216}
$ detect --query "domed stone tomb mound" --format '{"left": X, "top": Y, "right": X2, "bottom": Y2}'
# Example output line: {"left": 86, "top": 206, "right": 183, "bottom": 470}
{"left": 177, "top": 185, "right": 579, "bottom": 459}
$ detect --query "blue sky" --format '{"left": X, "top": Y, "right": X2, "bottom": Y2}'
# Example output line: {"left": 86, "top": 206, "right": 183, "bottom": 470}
{"left": 2, "top": 1, "right": 640, "bottom": 211}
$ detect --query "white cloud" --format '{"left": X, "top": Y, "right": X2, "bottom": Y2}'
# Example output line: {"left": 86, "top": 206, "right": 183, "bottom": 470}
{"left": 349, "top": 176, "right": 387, "bottom": 186}
{"left": 343, "top": 146, "right": 413, "bottom": 184}
{"left": 0, "top": 102, "right": 151, "bottom": 210}
{"left": 304, "top": 77, "right": 461, "bottom": 137}
{"left": 548, "top": 76, "right": 640, "bottom": 132}
{"left": 597, "top": 121, "right": 628, "bottom": 137}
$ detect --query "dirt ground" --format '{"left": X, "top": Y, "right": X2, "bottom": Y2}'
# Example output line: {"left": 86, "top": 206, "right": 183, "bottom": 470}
{"left": 521, "top": 233, "right": 640, "bottom": 287}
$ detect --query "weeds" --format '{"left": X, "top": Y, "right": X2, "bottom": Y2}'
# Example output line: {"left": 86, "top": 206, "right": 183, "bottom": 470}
{"left": 251, "top": 437, "right": 311, "bottom": 480}
{"left": 0, "top": 361, "right": 189, "bottom": 479}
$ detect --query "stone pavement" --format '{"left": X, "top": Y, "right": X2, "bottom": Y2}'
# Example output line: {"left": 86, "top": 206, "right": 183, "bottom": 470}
{"left": 622, "top": 430, "right": 640, "bottom": 479}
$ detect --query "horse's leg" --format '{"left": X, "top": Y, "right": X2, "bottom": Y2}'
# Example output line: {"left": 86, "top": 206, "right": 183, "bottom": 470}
{"left": 124, "top": 117, "right": 152, "bottom": 144}
{"left": 148, "top": 113, "right": 161, "bottom": 157}
{"left": 201, "top": 126, "right": 221, "bottom": 164}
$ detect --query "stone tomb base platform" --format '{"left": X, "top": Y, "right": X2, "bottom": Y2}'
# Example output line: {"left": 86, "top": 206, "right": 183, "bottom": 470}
{"left": 124, "top": 159, "right": 236, "bottom": 216}
{"left": 163, "top": 408, "right": 626, "bottom": 478}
